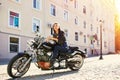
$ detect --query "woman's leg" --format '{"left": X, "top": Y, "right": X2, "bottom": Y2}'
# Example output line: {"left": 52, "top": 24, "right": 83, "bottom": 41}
{"left": 52, "top": 45, "right": 60, "bottom": 59}
{"left": 52, "top": 45, "right": 68, "bottom": 59}
{"left": 50, "top": 45, "right": 68, "bottom": 68}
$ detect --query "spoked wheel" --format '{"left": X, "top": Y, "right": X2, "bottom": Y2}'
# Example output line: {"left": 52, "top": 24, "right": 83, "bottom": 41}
{"left": 69, "top": 54, "right": 84, "bottom": 71}
{"left": 7, "top": 54, "right": 31, "bottom": 78}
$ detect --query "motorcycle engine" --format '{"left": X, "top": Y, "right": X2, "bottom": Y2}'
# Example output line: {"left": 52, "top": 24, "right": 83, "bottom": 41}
{"left": 53, "top": 60, "right": 66, "bottom": 68}
{"left": 59, "top": 60, "right": 66, "bottom": 67}
{"left": 53, "top": 61, "right": 59, "bottom": 67}
{"left": 37, "top": 62, "right": 50, "bottom": 69}
{"left": 37, "top": 51, "right": 52, "bottom": 69}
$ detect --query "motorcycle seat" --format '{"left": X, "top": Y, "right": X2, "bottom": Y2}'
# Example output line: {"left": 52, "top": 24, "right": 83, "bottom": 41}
{"left": 69, "top": 46, "right": 78, "bottom": 51}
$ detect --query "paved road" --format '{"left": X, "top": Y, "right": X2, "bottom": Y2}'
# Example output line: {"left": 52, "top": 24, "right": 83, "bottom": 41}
{"left": 1, "top": 54, "right": 120, "bottom": 80}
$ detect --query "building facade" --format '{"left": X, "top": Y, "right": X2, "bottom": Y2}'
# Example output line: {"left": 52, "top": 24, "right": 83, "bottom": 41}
{"left": 0, "top": 0, "right": 115, "bottom": 59}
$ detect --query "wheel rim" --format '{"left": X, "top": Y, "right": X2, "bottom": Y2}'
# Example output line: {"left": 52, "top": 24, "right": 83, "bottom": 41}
{"left": 11, "top": 56, "right": 30, "bottom": 77}
{"left": 72, "top": 54, "right": 83, "bottom": 69}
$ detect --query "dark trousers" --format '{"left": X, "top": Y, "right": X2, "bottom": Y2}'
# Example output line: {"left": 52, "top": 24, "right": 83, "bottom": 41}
{"left": 52, "top": 45, "right": 68, "bottom": 59}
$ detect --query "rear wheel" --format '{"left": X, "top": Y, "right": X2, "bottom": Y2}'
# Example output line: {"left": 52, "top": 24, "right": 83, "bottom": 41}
{"left": 7, "top": 54, "right": 31, "bottom": 78}
{"left": 68, "top": 54, "right": 84, "bottom": 71}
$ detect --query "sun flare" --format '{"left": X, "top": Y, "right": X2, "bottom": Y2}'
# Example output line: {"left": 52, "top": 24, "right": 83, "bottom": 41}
{"left": 115, "top": 0, "right": 120, "bottom": 22}
{"left": 115, "top": 0, "right": 120, "bottom": 14}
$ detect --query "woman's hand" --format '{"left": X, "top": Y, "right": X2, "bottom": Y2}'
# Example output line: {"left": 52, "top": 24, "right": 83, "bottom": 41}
{"left": 46, "top": 36, "right": 51, "bottom": 42}
{"left": 46, "top": 36, "right": 58, "bottom": 42}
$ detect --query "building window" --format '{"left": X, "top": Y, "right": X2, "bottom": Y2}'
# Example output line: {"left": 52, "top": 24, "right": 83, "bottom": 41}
{"left": 33, "top": 0, "right": 41, "bottom": 10}
{"left": 9, "top": 11, "right": 19, "bottom": 28}
{"left": 50, "top": 4, "right": 56, "bottom": 16}
{"left": 64, "top": 10, "right": 68, "bottom": 21}
{"left": 83, "top": 6, "right": 86, "bottom": 14}
{"left": 97, "top": 27, "right": 99, "bottom": 33}
{"left": 104, "top": 41, "right": 107, "bottom": 48}
{"left": 15, "top": 0, "right": 20, "bottom": 2}
{"left": 33, "top": 18, "right": 40, "bottom": 32}
{"left": 75, "top": 16, "right": 78, "bottom": 25}
{"left": 83, "top": 21, "right": 86, "bottom": 28}
{"left": 91, "top": 24, "right": 93, "bottom": 31}
{"left": 64, "top": 29, "right": 68, "bottom": 37}
{"left": 75, "top": 32, "right": 78, "bottom": 41}
{"left": 64, "top": 0, "right": 68, "bottom": 3}
{"left": 10, "top": 37, "right": 19, "bottom": 53}
{"left": 74, "top": 0, "right": 78, "bottom": 8}
{"left": 84, "top": 35, "right": 86, "bottom": 43}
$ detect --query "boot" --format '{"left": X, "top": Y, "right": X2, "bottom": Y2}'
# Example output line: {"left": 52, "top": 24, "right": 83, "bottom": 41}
{"left": 50, "top": 59, "right": 55, "bottom": 69}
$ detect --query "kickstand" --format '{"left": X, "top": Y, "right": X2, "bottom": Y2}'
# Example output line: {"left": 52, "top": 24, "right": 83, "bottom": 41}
{"left": 51, "top": 67, "right": 55, "bottom": 77}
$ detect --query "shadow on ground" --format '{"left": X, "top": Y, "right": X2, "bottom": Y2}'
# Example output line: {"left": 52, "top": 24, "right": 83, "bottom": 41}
{"left": 7, "top": 70, "right": 78, "bottom": 80}
{"left": 0, "top": 59, "right": 10, "bottom": 65}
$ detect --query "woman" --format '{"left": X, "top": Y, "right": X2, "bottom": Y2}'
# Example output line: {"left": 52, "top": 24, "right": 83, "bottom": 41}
{"left": 46, "top": 23, "right": 68, "bottom": 61}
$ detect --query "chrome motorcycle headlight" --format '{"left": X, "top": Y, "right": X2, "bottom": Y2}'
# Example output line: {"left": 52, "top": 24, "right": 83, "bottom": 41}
{"left": 34, "top": 36, "right": 45, "bottom": 43}
{"left": 27, "top": 40, "right": 34, "bottom": 46}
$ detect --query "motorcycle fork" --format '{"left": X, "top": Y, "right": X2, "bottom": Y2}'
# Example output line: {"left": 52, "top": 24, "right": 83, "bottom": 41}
{"left": 19, "top": 57, "right": 32, "bottom": 72}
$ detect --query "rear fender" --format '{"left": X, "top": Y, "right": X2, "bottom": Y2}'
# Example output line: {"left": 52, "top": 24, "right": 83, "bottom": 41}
{"left": 71, "top": 50, "right": 86, "bottom": 58}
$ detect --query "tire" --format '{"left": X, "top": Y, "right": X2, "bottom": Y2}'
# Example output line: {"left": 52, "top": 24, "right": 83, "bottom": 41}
{"left": 7, "top": 54, "right": 31, "bottom": 78}
{"left": 68, "top": 54, "right": 84, "bottom": 71}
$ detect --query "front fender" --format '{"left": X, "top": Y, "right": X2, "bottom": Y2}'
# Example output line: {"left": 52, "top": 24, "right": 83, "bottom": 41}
{"left": 18, "top": 52, "right": 30, "bottom": 57}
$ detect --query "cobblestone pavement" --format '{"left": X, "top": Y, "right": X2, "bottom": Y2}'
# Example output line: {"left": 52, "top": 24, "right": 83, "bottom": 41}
{"left": 1, "top": 54, "right": 120, "bottom": 80}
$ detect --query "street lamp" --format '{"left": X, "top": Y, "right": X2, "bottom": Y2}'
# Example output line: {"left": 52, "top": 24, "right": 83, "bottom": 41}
{"left": 99, "top": 20, "right": 104, "bottom": 60}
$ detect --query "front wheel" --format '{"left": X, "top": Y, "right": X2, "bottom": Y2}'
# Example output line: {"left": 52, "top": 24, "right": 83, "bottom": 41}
{"left": 68, "top": 54, "right": 84, "bottom": 71}
{"left": 7, "top": 54, "right": 31, "bottom": 78}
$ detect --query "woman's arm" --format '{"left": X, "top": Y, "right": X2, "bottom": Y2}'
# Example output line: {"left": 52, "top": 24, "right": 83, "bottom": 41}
{"left": 57, "top": 31, "right": 66, "bottom": 45}
{"left": 46, "top": 36, "right": 58, "bottom": 42}
{"left": 50, "top": 37, "right": 58, "bottom": 42}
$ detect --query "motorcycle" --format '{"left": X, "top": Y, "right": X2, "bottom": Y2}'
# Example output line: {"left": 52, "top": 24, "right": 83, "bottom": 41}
{"left": 7, "top": 33, "right": 86, "bottom": 78}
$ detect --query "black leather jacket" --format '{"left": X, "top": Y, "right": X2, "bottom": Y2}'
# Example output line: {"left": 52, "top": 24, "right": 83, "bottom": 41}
{"left": 53, "top": 31, "right": 67, "bottom": 47}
